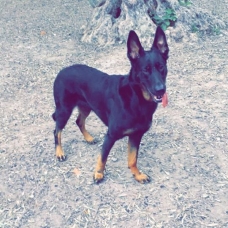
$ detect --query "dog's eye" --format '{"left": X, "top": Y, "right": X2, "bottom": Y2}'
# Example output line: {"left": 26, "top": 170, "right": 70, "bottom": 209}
{"left": 156, "top": 63, "right": 164, "bottom": 72}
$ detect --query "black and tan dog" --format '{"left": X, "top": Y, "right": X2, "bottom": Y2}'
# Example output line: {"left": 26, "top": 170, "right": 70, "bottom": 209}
{"left": 52, "top": 26, "right": 169, "bottom": 183}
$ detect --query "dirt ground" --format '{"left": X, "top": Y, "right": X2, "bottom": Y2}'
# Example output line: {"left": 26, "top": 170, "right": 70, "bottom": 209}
{"left": 0, "top": 0, "right": 228, "bottom": 227}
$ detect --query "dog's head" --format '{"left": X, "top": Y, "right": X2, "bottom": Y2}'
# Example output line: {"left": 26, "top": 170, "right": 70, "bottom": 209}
{"left": 127, "top": 26, "right": 169, "bottom": 103}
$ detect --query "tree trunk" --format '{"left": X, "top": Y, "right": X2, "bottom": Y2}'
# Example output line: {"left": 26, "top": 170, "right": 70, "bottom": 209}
{"left": 81, "top": 0, "right": 226, "bottom": 46}
{"left": 81, "top": 0, "right": 161, "bottom": 46}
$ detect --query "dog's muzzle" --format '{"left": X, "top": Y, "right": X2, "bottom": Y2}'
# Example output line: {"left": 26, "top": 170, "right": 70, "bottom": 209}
{"left": 141, "top": 85, "right": 164, "bottom": 103}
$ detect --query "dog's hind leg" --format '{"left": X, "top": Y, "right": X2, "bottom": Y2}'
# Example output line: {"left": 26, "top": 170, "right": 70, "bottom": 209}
{"left": 53, "top": 107, "right": 73, "bottom": 161}
{"left": 76, "top": 106, "right": 95, "bottom": 143}
{"left": 128, "top": 133, "right": 150, "bottom": 183}
{"left": 54, "top": 128, "right": 65, "bottom": 161}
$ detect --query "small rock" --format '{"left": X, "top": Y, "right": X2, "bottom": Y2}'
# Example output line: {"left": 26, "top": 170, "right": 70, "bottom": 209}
{"left": 111, "top": 157, "right": 118, "bottom": 162}
{"left": 202, "top": 194, "right": 209, "bottom": 198}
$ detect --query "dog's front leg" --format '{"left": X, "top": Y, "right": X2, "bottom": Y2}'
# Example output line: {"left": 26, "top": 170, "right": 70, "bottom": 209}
{"left": 128, "top": 133, "right": 150, "bottom": 183}
{"left": 94, "top": 132, "right": 116, "bottom": 183}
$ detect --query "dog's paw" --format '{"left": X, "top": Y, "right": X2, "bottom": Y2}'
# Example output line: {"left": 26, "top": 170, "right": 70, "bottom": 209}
{"left": 134, "top": 173, "right": 151, "bottom": 184}
{"left": 83, "top": 131, "right": 96, "bottom": 144}
{"left": 86, "top": 137, "right": 98, "bottom": 145}
{"left": 57, "top": 154, "right": 67, "bottom": 162}
{"left": 56, "top": 146, "right": 66, "bottom": 162}
{"left": 93, "top": 171, "right": 104, "bottom": 183}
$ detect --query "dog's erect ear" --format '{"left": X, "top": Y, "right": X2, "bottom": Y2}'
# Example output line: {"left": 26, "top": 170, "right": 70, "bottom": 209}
{"left": 127, "top": 30, "right": 144, "bottom": 60}
{"left": 152, "top": 26, "right": 169, "bottom": 60}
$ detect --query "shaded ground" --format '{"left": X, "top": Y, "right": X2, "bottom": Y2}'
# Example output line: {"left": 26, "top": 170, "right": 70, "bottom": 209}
{"left": 0, "top": 0, "right": 228, "bottom": 227}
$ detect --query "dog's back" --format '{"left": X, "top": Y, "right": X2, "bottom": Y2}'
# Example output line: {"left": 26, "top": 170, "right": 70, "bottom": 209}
{"left": 53, "top": 64, "right": 126, "bottom": 125}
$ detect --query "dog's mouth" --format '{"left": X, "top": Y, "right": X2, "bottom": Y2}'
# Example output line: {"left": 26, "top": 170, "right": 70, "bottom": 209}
{"left": 152, "top": 94, "right": 163, "bottom": 103}
{"left": 141, "top": 85, "right": 164, "bottom": 103}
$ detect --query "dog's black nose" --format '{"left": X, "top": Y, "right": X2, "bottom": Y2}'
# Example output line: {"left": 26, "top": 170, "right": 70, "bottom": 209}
{"left": 155, "top": 83, "right": 166, "bottom": 95}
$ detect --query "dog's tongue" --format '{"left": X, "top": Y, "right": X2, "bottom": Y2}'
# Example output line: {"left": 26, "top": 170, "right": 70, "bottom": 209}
{"left": 162, "top": 92, "right": 168, "bottom": 108}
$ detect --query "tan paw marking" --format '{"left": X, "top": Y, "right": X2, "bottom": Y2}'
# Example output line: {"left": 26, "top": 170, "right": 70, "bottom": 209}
{"left": 134, "top": 173, "right": 151, "bottom": 184}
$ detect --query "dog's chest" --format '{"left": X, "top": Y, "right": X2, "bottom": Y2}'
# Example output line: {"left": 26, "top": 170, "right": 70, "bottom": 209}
{"left": 122, "top": 113, "right": 152, "bottom": 136}
{"left": 123, "top": 122, "right": 151, "bottom": 136}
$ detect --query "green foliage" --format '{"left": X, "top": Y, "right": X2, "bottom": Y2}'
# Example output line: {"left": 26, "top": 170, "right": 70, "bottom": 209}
{"left": 190, "top": 24, "right": 199, "bottom": 33}
{"left": 178, "top": 0, "right": 192, "bottom": 7}
{"left": 150, "top": 8, "right": 177, "bottom": 31}
{"left": 191, "top": 24, "right": 221, "bottom": 36}
{"left": 211, "top": 25, "right": 221, "bottom": 35}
